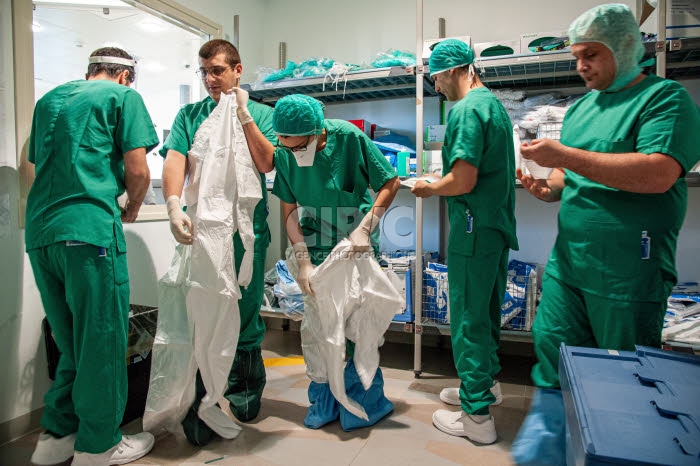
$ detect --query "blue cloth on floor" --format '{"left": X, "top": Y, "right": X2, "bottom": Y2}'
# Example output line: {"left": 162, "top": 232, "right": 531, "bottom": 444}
{"left": 511, "top": 388, "right": 566, "bottom": 466}
{"left": 339, "top": 359, "right": 393, "bottom": 432}
{"left": 304, "top": 382, "right": 339, "bottom": 429}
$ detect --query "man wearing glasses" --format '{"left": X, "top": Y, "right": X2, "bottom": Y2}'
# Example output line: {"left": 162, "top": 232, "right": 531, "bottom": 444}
{"left": 160, "top": 39, "right": 276, "bottom": 446}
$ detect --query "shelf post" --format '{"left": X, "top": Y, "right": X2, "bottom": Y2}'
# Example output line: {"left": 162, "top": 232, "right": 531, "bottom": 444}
{"left": 414, "top": 0, "right": 424, "bottom": 377}
{"left": 657, "top": 0, "right": 667, "bottom": 78}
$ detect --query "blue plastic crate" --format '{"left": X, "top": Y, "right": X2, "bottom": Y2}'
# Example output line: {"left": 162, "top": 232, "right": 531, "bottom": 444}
{"left": 559, "top": 344, "right": 700, "bottom": 466}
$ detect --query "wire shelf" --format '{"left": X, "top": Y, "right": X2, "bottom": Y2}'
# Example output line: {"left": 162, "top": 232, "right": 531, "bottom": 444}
{"left": 242, "top": 66, "right": 439, "bottom": 104}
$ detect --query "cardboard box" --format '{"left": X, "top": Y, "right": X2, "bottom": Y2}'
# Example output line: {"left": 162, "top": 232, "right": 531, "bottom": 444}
{"left": 425, "top": 125, "right": 447, "bottom": 142}
{"left": 473, "top": 40, "right": 521, "bottom": 58}
{"left": 520, "top": 30, "right": 569, "bottom": 54}
{"left": 423, "top": 35, "right": 472, "bottom": 62}
{"left": 666, "top": 0, "right": 700, "bottom": 38}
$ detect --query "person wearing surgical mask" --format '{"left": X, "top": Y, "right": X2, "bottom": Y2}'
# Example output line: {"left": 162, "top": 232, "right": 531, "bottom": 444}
{"left": 236, "top": 93, "right": 399, "bottom": 431}
{"left": 160, "top": 39, "right": 276, "bottom": 446}
{"left": 512, "top": 4, "right": 700, "bottom": 465}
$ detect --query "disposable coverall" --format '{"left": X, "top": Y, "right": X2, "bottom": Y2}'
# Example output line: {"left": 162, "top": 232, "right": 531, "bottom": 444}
{"left": 442, "top": 88, "right": 519, "bottom": 416}
{"left": 272, "top": 119, "right": 398, "bottom": 430}
{"left": 157, "top": 96, "right": 275, "bottom": 443}
{"left": 25, "top": 79, "right": 158, "bottom": 454}
{"left": 145, "top": 94, "right": 262, "bottom": 441}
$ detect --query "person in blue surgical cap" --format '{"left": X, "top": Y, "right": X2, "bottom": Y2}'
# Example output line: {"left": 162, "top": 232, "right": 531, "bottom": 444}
{"left": 512, "top": 4, "right": 700, "bottom": 465}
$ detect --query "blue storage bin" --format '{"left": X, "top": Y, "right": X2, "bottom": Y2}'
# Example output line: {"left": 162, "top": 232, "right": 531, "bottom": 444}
{"left": 559, "top": 344, "right": 700, "bottom": 466}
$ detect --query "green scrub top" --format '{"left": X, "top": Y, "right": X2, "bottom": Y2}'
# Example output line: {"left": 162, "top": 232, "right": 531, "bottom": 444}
{"left": 25, "top": 80, "right": 159, "bottom": 252}
{"left": 272, "top": 119, "right": 397, "bottom": 253}
{"left": 550, "top": 74, "right": 700, "bottom": 302}
{"left": 442, "top": 87, "right": 519, "bottom": 256}
{"left": 160, "top": 97, "right": 276, "bottom": 246}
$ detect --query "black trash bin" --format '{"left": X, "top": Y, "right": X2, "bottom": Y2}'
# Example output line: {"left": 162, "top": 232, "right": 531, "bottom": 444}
{"left": 42, "top": 305, "right": 158, "bottom": 425}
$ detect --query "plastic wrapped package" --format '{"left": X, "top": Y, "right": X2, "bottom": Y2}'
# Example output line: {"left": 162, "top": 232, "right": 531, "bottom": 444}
{"left": 273, "top": 259, "right": 304, "bottom": 315}
{"left": 371, "top": 49, "right": 416, "bottom": 68}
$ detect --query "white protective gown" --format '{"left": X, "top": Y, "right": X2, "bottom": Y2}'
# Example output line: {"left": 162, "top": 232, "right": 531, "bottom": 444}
{"left": 289, "top": 239, "right": 404, "bottom": 420}
{"left": 143, "top": 93, "right": 262, "bottom": 435}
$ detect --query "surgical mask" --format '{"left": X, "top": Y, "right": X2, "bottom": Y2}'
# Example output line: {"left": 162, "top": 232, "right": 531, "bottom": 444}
{"left": 293, "top": 137, "right": 318, "bottom": 167}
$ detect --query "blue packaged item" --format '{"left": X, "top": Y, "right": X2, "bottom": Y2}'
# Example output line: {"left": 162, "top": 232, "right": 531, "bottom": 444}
{"left": 273, "top": 260, "right": 304, "bottom": 313}
{"left": 424, "top": 262, "right": 449, "bottom": 324}
{"left": 559, "top": 344, "right": 700, "bottom": 466}
{"left": 501, "top": 260, "right": 537, "bottom": 330}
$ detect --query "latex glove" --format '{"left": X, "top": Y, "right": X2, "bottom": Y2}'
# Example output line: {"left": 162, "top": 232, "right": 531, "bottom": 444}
{"left": 166, "top": 195, "right": 193, "bottom": 245}
{"left": 230, "top": 87, "right": 253, "bottom": 125}
{"left": 347, "top": 212, "right": 381, "bottom": 253}
{"left": 293, "top": 242, "right": 315, "bottom": 297}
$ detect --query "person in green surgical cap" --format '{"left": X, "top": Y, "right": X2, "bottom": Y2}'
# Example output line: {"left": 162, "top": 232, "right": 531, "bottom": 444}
{"left": 236, "top": 93, "right": 400, "bottom": 431}
{"left": 160, "top": 39, "right": 276, "bottom": 446}
{"left": 25, "top": 47, "right": 159, "bottom": 465}
{"left": 511, "top": 4, "right": 700, "bottom": 465}
{"left": 410, "top": 38, "right": 519, "bottom": 445}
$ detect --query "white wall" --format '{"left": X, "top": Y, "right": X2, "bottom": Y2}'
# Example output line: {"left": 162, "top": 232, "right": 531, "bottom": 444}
{"left": 176, "top": 0, "right": 268, "bottom": 84}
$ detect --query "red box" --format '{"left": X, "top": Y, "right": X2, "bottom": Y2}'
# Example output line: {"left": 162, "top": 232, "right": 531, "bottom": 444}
{"left": 348, "top": 119, "right": 372, "bottom": 137}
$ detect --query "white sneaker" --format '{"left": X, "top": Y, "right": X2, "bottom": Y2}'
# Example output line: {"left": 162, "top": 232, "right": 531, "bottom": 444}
{"left": 440, "top": 381, "right": 503, "bottom": 407}
{"left": 73, "top": 433, "right": 154, "bottom": 465}
{"left": 432, "top": 409, "right": 497, "bottom": 444}
{"left": 109, "top": 433, "right": 155, "bottom": 465}
{"left": 31, "top": 432, "right": 76, "bottom": 465}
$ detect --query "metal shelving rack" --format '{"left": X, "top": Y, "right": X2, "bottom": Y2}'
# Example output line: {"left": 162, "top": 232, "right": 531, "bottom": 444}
{"left": 242, "top": 66, "right": 440, "bottom": 104}
{"left": 246, "top": 2, "right": 700, "bottom": 372}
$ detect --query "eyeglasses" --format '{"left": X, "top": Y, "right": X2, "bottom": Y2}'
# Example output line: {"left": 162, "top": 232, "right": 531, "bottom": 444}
{"left": 195, "top": 65, "right": 231, "bottom": 79}
{"left": 276, "top": 136, "right": 312, "bottom": 153}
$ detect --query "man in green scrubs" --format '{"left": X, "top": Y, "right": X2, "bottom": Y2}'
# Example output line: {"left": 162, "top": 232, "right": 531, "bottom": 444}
{"left": 512, "top": 5, "right": 700, "bottom": 465}
{"left": 266, "top": 94, "right": 399, "bottom": 431}
{"left": 161, "top": 39, "right": 276, "bottom": 446}
{"left": 411, "top": 39, "right": 518, "bottom": 445}
{"left": 26, "top": 47, "right": 159, "bottom": 465}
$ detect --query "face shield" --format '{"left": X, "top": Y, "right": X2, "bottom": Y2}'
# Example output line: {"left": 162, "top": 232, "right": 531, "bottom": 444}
{"left": 88, "top": 55, "right": 139, "bottom": 88}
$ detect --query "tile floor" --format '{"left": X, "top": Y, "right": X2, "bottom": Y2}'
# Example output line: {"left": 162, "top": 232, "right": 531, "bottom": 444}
{"left": 0, "top": 329, "right": 536, "bottom": 466}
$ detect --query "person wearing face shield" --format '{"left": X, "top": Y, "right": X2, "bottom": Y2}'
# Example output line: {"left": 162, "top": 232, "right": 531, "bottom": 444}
{"left": 159, "top": 39, "right": 276, "bottom": 446}
{"left": 25, "top": 47, "right": 159, "bottom": 465}
{"left": 250, "top": 94, "right": 399, "bottom": 431}
{"left": 410, "top": 39, "right": 519, "bottom": 445}
{"left": 511, "top": 4, "right": 700, "bottom": 465}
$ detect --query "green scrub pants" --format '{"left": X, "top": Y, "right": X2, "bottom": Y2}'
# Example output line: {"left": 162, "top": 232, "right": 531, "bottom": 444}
{"left": 182, "top": 234, "right": 268, "bottom": 445}
{"left": 447, "top": 233, "right": 509, "bottom": 416}
{"left": 531, "top": 273, "right": 667, "bottom": 389}
{"left": 28, "top": 240, "right": 129, "bottom": 454}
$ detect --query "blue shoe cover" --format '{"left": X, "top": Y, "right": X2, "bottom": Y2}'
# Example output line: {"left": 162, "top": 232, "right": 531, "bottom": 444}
{"left": 339, "top": 359, "right": 394, "bottom": 432}
{"left": 304, "top": 382, "right": 339, "bottom": 429}
{"left": 511, "top": 388, "right": 566, "bottom": 466}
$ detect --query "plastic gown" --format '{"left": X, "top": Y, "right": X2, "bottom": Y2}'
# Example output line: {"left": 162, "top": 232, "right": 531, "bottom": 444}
{"left": 288, "top": 239, "right": 405, "bottom": 420}
{"left": 143, "top": 93, "right": 262, "bottom": 434}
